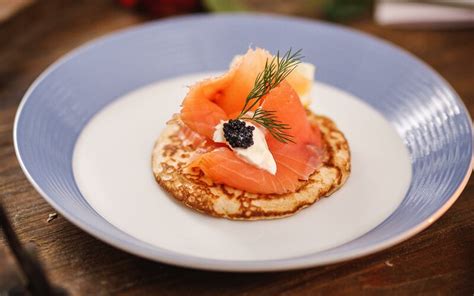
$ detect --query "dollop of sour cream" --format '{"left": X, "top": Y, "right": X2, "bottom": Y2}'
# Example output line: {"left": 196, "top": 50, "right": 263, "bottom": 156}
{"left": 213, "top": 121, "right": 277, "bottom": 175}
{"left": 296, "top": 62, "right": 315, "bottom": 106}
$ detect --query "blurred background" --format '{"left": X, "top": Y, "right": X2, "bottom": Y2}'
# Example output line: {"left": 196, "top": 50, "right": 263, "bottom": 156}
{"left": 1, "top": 0, "right": 473, "bottom": 295}
{"left": 1, "top": 0, "right": 473, "bottom": 104}
{"left": 1, "top": 0, "right": 474, "bottom": 26}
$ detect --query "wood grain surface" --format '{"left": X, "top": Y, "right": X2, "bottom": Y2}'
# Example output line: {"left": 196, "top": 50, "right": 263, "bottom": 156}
{"left": 0, "top": 1, "right": 473, "bottom": 295}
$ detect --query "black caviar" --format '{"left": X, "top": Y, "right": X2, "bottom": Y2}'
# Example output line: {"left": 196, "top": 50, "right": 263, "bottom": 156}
{"left": 223, "top": 119, "right": 255, "bottom": 149}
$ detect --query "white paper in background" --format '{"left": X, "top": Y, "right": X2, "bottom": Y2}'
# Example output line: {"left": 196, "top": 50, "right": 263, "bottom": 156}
{"left": 430, "top": 0, "right": 474, "bottom": 7}
{"left": 375, "top": 0, "right": 474, "bottom": 28}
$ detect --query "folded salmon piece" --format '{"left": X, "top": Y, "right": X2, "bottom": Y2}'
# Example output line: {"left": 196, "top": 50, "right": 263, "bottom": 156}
{"left": 180, "top": 48, "right": 324, "bottom": 194}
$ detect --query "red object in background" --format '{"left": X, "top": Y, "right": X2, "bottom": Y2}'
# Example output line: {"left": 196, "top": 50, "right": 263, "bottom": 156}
{"left": 118, "top": 0, "right": 201, "bottom": 17}
{"left": 119, "top": 0, "right": 139, "bottom": 8}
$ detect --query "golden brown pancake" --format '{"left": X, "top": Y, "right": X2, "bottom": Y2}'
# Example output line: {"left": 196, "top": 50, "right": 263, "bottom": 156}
{"left": 152, "top": 111, "right": 350, "bottom": 220}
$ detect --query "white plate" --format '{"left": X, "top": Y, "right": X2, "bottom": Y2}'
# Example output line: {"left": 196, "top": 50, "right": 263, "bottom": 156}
{"left": 73, "top": 73, "right": 412, "bottom": 261}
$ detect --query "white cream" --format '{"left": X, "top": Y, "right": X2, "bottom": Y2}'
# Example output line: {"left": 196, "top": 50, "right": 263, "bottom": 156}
{"left": 213, "top": 121, "right": 277, "bottom": 175}
{"left": 297, "top": 62, "right": 316, "bottom": 80}
{"left": 297, "top": 62, "right": 316, "bottom": 106}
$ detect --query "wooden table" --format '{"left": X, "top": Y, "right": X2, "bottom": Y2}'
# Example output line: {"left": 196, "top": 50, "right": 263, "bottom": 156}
{"left": 1, "top": 1, "right": 473, "bottom": 295}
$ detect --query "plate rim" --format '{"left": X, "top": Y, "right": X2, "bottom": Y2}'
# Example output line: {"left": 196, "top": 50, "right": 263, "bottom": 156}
{"left": 13, "top": 13, "right": 474, "bottom": 272}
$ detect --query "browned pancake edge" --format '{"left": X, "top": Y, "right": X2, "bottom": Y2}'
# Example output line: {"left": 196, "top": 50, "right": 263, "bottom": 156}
{"left": 151, "top": 111, "right": 351, "bottom": 220}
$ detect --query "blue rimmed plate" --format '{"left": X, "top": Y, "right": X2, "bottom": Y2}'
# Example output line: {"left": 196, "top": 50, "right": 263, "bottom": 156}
{"left": 14, "top": 14, "right": 472, "bottom": 271}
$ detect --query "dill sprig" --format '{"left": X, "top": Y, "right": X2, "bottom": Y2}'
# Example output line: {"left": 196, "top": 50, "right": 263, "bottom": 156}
{"left": 240, "top": 108, "right": 294, "bottom": 143}
{"left": 236, "top": 48, "right": 302, "bottom": 143}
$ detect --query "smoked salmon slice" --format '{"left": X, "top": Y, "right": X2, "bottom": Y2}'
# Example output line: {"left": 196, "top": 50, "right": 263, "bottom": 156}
{"left": 181, "top": 48, "right": 324, "bottom": 194}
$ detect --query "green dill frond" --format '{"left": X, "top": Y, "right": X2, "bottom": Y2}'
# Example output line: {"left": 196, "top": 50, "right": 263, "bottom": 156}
{"left": 236, "top": 48, "right": 302, "bottom": 143}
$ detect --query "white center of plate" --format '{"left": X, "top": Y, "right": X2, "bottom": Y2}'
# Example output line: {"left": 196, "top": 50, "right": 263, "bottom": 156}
{"left": 73, "top": 72, "right": 412, "bottom": 261}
